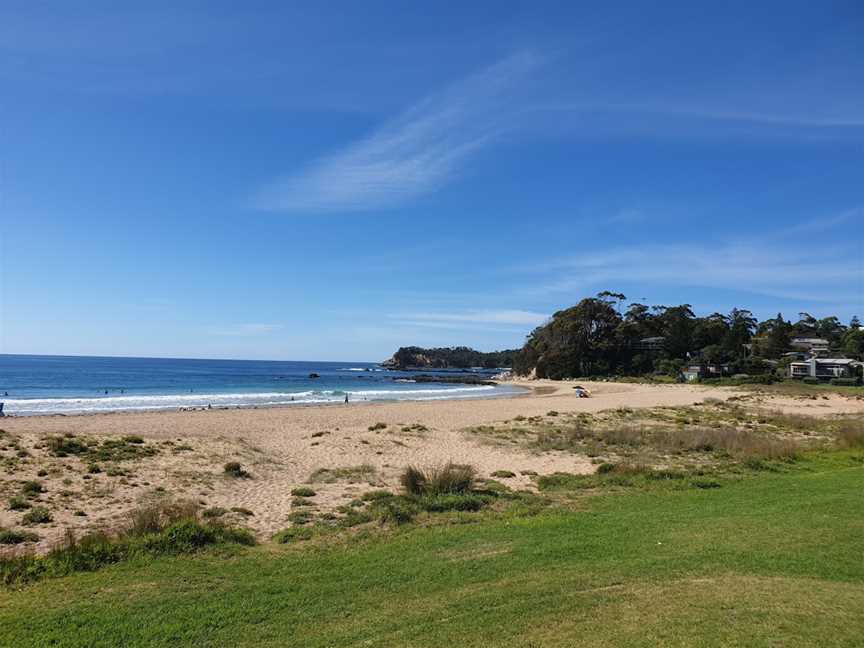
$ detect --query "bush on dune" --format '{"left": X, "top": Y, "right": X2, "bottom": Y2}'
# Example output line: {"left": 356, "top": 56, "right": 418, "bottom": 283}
{"left": 400, "top": 462, "right": 476, "bottom": 496}
{"left": 834, "top": 419, "right": 864, "bottom": 449}
{"left": 0, "top": 499, "right": 254, "bottom": 587}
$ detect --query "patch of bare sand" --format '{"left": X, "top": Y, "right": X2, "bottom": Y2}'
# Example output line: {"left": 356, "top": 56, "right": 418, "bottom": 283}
{"left": 2, "top": 380, "right": 860, "bottom": 552}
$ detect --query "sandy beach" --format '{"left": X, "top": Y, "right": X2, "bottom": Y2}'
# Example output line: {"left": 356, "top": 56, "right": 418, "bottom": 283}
{"left": 2, "top": 380, "right": 862, "bottom": 552}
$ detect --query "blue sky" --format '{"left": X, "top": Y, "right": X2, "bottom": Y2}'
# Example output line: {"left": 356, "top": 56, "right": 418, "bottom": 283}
{"left": 1, "top": 1, "right": 862, "bottom": 361}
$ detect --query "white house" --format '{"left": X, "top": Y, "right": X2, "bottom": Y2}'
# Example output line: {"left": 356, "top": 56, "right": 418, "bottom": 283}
{"left": 788, "top": 358, "right": 861, "bottom": 380}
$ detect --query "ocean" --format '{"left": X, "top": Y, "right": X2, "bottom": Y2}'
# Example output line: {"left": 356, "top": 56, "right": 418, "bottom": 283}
{"left": 0, "top": 354, "right": 521, "bottom": 416}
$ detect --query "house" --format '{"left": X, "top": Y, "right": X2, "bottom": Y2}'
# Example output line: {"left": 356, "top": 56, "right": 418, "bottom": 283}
{"left": 631, "top": 336, "right": 666, "bottom": 352}
{"left": 681, "top": 362, "right": 734, "bottom": 382}
{"left": 790, "top": 337, "right": 830, "bottom": 354}
{"left": 788, "top": 358, "right": 861, "bottom": 381}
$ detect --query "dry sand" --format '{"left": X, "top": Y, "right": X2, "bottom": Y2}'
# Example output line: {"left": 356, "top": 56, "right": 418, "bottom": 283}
{"left": 2, "top": 380, "right": 862, "bottom": 552}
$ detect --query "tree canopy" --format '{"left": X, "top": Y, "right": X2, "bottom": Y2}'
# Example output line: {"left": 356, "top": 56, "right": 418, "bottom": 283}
{"left": 513, "top": 292, "right": 862, "bottom": 379}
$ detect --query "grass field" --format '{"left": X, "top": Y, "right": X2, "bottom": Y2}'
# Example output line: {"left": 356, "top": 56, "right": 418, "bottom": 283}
{"left": 2, "top": 451, "right": 863, "bottom": 647}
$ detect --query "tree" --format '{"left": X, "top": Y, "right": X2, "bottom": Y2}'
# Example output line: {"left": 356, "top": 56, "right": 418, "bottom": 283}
{"left": 842, "top": 327, "right": 864, "bottom": 359}
{"left": 693, "top": 313, "right": 729, "bottom": 350}
{"left": 515, "top": 295, "right": 623, "bottom": 378}
{"left": 512, "top": 291, "right": 856, "bottom": 379}
{"left": 656, "top": 304, "right": 695, "bottom": 359}
{"left": 761, "top": 312, "right": 791, "bottom": 358}
{"left": 793, "top": 312, "right": 818, "bottom": 336}
{"left": 722, "top": 309, "right": 757, "bottom": 356}
{"left": 816, "top": 316, "right": 847, "bottom": 346}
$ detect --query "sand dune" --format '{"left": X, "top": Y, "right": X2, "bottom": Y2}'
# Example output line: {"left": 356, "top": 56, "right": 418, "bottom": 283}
{"left": 2, "top": 380, "right": 861, "bottom": 552}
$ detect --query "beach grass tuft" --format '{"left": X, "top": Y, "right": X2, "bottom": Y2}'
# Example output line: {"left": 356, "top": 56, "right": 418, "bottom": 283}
{"left": 400, "top": 462, "right": 476, "bottom": 496}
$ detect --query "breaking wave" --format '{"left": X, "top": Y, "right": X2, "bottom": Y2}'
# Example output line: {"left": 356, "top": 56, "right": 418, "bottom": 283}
{"left": 3, "top": 384, "right": 517, "bottom": 416}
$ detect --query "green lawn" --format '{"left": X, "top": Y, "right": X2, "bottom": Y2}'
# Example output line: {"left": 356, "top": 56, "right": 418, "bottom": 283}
{"left": 2, "top": 458, "right": 863, "bottom": 647}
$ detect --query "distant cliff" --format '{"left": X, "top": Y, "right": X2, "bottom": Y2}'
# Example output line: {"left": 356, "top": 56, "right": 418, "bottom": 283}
{"left": 382, "top": 346, "right": 517, "bottom": 370}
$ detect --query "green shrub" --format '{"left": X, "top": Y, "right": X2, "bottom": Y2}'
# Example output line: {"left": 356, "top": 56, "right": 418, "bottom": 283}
{"left": 8, "top": 496, "right": 30, "bottom": 511}
{"left": 645, "top": 469, "right": 686, "bottom": 481}
{"left": 45, "top": 436, "right": 89, "bottom": 457}
{"left": 287, "top": 510, "right": 315, "bottom": 525}
{"left": 0, "top": 528, "right": 40, "bottom": 545}
{"left": 743, "top": 457, "right": 777, "bottom": 472}
{"left": 369, "top": 498, "right": 417, "bottom": 525}
{"left": 596, "top": 463, "right": 616, "bottom": 474}
{"left": 360, "top": 489, "right": 393, "bottom": 501}
{"left": 202, "top": 507, "right": 227, "bottom": 518}
{"left": 224, "top": 462, "right": 250, "bottom": 478}
{"left": 830, "top": 377, "right": 861, "bottom": 387}
{"left": 87, "top": 464, "right": 102, "bottom": 474}
{"left": 339, "top": 509, "right": 374, "bottom": 527}
{"left": 290, "top": 487, "right": 316, "bottom": 497}
{"left": 691, "top": 479, "right": 722, "bottom": 489}
{"left": 86, "top": 438, "right": 158, "bottom": 462}
{"left": 145, "top": 520, "right": 215, "bottom": 553}
{"left": 21, "top": 481, "right": 45, "bottom": 496}
{"left": 802, "top": 377, "right": 820, "bottom": 385}
{"left": 128, "top": 500, "right": 199, "bottom": 536}
{"left": 417, "top": 494, "right": 486, "bottom": 513}
{"left": 0, "top": 500, "right": 254, "bottom": 586}
{"left": 22, "top": 507, "right": 52, "bottom": 525}
{"left": 490, "top": 470, "right": 516, "bottom": 478}
{"left": 272, "top": 527, "right": 314, "bottom": 544}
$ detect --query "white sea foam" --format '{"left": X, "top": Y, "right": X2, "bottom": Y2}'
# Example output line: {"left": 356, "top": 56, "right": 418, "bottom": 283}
{"left": 3, "top": 384, "right": 515, "bottom": 416}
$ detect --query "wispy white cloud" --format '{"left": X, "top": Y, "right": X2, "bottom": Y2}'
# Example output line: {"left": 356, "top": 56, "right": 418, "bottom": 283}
{"left": 208, "top": 323, "right": 284, "bottom": 337}
{"left": 252, "top": 51, "right": 542, "bottom": 213}
{"left": 526, "top": 241, "right": 863, "bottom": 305}
{"left": 543, "top": 102, "right": 864, "bottom": 129}
{"left": 390, "top": 309, "right": 548, "bottom": 329}
{"left": 781, "top": 206, "right": 864, "bottom": 237}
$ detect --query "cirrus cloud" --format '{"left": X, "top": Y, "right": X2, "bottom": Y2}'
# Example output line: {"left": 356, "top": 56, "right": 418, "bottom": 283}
{"left": 252, "top": 51, "right": 542, "bottom": 213}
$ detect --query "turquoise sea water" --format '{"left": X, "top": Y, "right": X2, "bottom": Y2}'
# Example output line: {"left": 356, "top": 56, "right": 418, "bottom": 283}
{"left": 0, "top": 355, "right": 520, "bottom": 416}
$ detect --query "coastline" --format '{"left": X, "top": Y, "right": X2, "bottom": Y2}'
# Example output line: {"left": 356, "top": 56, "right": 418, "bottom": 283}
{"left": 3, "top": 379, "right": 862, "bottom": 553}
{"left": 0, "top": 381, "right": 528, "bottom": 418}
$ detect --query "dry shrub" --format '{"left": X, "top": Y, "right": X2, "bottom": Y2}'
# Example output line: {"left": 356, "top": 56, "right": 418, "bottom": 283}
{"left": 128, "top": 499, "right": 200, "bottom": 536}
{"left": 759, "top": 410, "right": 819, "bottom": 434}
{"left": 534, "top": 423, "right": 591, "bottom": 451}
{"left": 659, "top": 426, "right": 799, "bottom": 460}
{"left": 834, "top": 419, "right": 864, "bottom": 449}
{"left": 600, "top": 425, "right": 645, "bottom": 447}
{"left": 400, "top": 462, "right": 476, "bottom": 496}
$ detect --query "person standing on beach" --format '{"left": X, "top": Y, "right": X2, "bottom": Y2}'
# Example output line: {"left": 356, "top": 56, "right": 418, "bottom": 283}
{"left": 344, "top": 393, "right": 349, "bottom": 404}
